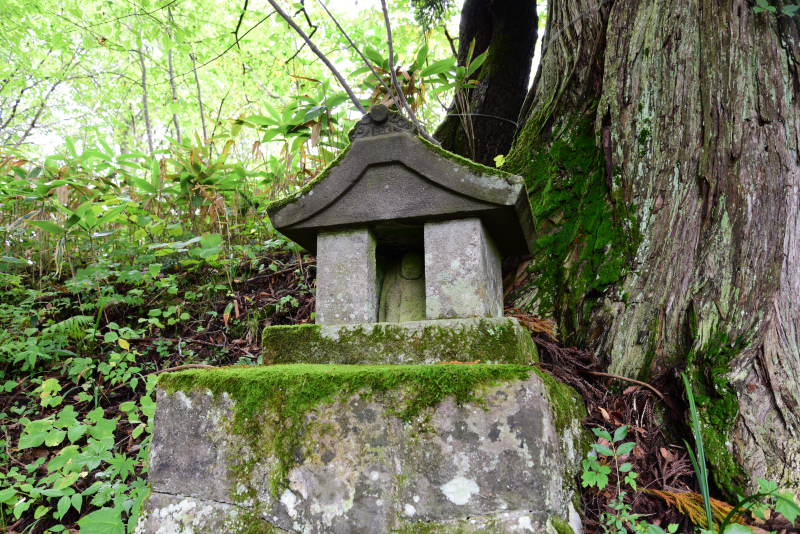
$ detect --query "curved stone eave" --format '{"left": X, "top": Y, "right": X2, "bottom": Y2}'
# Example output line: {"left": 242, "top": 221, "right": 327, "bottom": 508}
{"left": 270, "top": 133, "right": 524, "bottom": 228}
{"left": 268, "top": 133, "right": 535, "bottom": 256}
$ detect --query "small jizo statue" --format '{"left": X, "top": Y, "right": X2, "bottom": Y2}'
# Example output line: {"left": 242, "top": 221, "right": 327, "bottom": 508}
{"left": 378, "top": 251, "right": 425, "bottom": 323}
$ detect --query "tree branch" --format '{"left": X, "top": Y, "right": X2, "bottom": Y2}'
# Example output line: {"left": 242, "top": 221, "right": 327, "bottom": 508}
{"left": 265, "top": 0, "right": 365, "bottom": 113}
{"left": 379, "top": 0, "right": 438, "bottom": 144}
{"left": 233, "top": 0, "right": 250, "bottom": 49}
{"left": 284, "top": 1, "right": 318, "bottom": 63}
{"left": 314, "top": 0, "right": 397, "bottom": 107}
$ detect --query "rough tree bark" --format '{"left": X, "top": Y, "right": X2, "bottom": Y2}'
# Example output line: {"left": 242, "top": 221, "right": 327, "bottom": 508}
{"left": 433, "top": 0, "right": 538, "bottom": 166}
{"left": 506, "top": 0, "right": 800, "bottom": 495}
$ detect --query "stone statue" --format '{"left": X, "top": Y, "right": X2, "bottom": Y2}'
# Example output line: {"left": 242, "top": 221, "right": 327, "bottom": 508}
{"left": 378, "top": 251, "right": 425, "bottom": 323}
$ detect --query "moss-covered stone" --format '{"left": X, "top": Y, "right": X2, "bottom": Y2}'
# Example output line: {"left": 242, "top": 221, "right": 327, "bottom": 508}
{"left": 159, "top": 363, "right": 534, "bottom": 496}
{"left": 260, "top": 317, "right": 538, "bottom": 366}
{"left": 264, "top": 143, "right": 352, "bottom": 214}
{"left": 417, "top": 135, "right": 521, "bottom": 184}
{"left": 149, "top": 364, "right": 587, "bottom": 533}
{"left": 550, "top": 516, "right": 576, "bottom": 534}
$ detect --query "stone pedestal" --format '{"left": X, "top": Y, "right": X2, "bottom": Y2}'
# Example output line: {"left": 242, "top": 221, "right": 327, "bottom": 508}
{"left": 260, "top": 317, "right": 538, "bottom": 366}
{"left": 135, "top": 365, "right": 588, "bottom": 534}
{"left": 424, "top": 218, "right": 503, "bottom": 320}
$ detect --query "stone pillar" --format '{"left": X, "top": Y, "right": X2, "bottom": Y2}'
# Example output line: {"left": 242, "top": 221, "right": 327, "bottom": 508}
{"left": 424, "top": 218, "right": 503, "bottom": 320}
{"left": 316, "top": 228, "right": 378, "bottom": 324}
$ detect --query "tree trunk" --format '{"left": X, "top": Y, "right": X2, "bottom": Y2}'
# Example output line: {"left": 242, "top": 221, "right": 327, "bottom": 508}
{"left": 137, "top": 34, "right": 155, "bottom": 154}
{"left": 506, "top": 0, "right": 800, "bottom": 495}
{"left": 433, "top": 0, "right": 538, "bottom": 166}
{"left": 167, "top": 7, "right": 182, "bottom": 144}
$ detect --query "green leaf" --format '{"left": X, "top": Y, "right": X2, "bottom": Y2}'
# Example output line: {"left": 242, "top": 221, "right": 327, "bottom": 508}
{"left": 245, "top": 114, "right": 279, "bottom": 127}
{"left": 782, "top": 4, "right": 799, "bottom": 15}
{"left": 303, "top": 105, "right": 327, "bottom": 122}
{"left": 364, "top": 47, "right": 384, "bottom": 65}
{"left": 415, "top": 44, "right": 429, "bottom": 68}
{"left": 775, "top": 494, "right": 800, "bottom": 524}
{"left": 55, "top": 495, "right": 71, "bottom": 520}
{"left": 616, "top": 442, "right": 636, "bottom": 455}
{"left": 35, "top": 504, "right": 50, "bottom": 519}
{"left": 45, "top": 428, "right": 67, "bottom": 447}
{"left": 72, "top": 493, "right": 83, "bottom": 512}
{"left": 723, "top": 525, "right": 752, "bottom": 534}
{"left": 465, "top": 51, "right": 487, "bottom": 77}
{"left": 132, "top": 177, "right": 157, "bottom": 194}
{"left": 0, "top": 256, "right": 29, "bottom": 264}
{"left": 0, "top": 488, "right": 17, "bottom": 503}
{"left": 612, "top": 425, "right": 629, "bottom": 442}
{"left": 419, "top": 57, "right": 456, "bottom": 77}
{"left": 67, "top": 423, "right": 88, "bottom": 443}
{"left": 18, "top": 418, "right": 54, "bottom": 449}
{"left": 89, "top": 417, "right": 117, "bottom": 441}
{"left": 76, "top": 506, "right": 125, "bottom": 534}
{"left": 28, "top": 220, "right": 64, "bottom": 234}
{"left": 591, "top": 444, "right": 614, "bottom": 457}
{"left": 48, "top": 445, "right": 81, "bottom": 473}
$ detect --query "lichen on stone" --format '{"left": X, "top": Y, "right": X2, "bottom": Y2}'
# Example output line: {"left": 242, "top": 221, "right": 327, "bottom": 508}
{"left": 260, "top": 318, "right": 538, "bottom": 366}
{"left": 159, "top": 364, "right": 532, "bottom": 496}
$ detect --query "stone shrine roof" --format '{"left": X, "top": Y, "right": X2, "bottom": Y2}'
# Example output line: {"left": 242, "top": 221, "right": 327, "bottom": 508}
{"left": 266, "top": 107, "right": 535, "bottom": 256}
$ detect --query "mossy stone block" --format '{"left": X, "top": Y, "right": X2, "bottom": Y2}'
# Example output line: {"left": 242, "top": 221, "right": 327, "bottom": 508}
{"left": 260, "top": 317, "right": 537, "bottom": 365}
{"left": 141, "top": 364, "right": 587, "bottom": 534}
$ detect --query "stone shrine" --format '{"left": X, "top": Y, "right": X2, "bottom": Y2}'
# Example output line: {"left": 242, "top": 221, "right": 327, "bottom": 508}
{"left": 137, "top": 106, "right": 589, "bottom": 534}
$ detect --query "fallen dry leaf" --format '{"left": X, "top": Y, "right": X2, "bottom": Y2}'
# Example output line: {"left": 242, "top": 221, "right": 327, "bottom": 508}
{"left": 598, "top": 406, "right": 611, "bottom": 422}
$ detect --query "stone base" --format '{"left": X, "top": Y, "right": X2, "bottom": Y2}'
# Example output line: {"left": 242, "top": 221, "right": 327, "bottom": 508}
{"left": 137, "top": 365, "right": 587, "bottom": 534}
{"left": 137, "top": 492, "right": 579, "bottom": 534}
{"left": 261, "top": 317, "right": 538, "bottom": 365}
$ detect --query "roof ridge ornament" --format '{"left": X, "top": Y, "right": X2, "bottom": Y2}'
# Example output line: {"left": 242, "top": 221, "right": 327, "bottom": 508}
{"left": 348, "top": 104, "right": 419, "bottom": 142}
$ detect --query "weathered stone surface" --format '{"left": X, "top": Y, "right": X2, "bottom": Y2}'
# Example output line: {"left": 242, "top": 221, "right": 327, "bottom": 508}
{"left": 378, "top": 251, "right": 426, "bottom": 323}
{"left": 135, "top": 493, "right": 288, "bottom": 533}
{"left": 267, "top": 132, "right": 535, "bottom": 257}
{"left": 425, "top": 218, "right": 503, "bottom": 320}
{"left": 261, "top": 317, "right": 537, "bottom": 365}
{"left": 347, "top": 104, "right": 418, "bottom": 141}
{"left": 139, "top": 369, "right": 587, "bottom": 534}
{"left": 315, "top": 228, "right": 377, "bottom": 325}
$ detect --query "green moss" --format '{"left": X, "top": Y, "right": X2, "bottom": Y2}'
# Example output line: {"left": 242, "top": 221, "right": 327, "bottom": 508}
{"left": 505, "top": 106, "right": 640, "bottom": 337}
{"left": 160, "top": 363, "right": 531, "bottom": 497}
{"left": 261, "top": 319, "right": 538, "bottom": 365}
{"left": 550, "top": 517, "right": 576, "bottom": 534}
{"left": 532, "top": 368, "right": 586, "bottom": 437}
{"left": 686, "top": 329, "right": 749, "bottom": 499}
{"left": 417, "top": 135, "right": 521, "bottom": 184}
{"left": 265, "top": 143, "right": 352, "bottom": 214}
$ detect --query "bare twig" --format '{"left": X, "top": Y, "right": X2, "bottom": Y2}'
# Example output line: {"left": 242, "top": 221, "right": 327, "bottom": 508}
{"left": 136, "top": 27, "right": 155, "bottom": 154}
{"left": 3, "top": 428, "right": 26, "bottom": 469}
{"left": 379, "top": 0, "right": 439, "bottom": 144}
{"left": 266, "top": 0, "right": 366, "bottom": 113}
{"left": 166, "top": 7, "right": 182, "bottom": 143}
{"left": 443, "top": 26, "right": 458, "bottom": 57}
{"left": 285, "top": 1, "right": 318, "bottom": 63}
{"left": 582, "top": 371, "right": 666, "bottom": 401}
{"left": 233, "top": 0, "right": 250, "bottom": 48}
{"left": 314, "top": 0, "right": 397, "bottom": 106}
{"left": 190, "top": 50, "right": 208, "bottom": 141}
